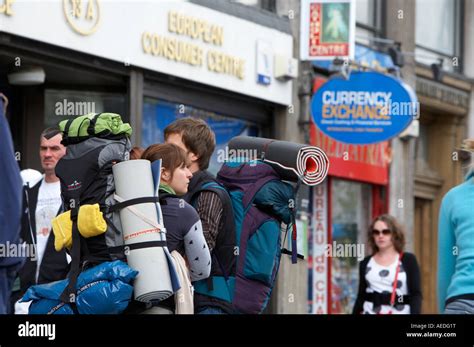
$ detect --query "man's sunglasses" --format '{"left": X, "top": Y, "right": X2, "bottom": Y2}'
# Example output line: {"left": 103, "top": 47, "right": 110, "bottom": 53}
{"left": 372, "top": 229, "right": 391, "bottom": 236}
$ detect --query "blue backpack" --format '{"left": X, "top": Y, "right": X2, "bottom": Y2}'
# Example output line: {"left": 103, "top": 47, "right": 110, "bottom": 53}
{"left": 196, "top": 160, "right": 296, "bottom": 314}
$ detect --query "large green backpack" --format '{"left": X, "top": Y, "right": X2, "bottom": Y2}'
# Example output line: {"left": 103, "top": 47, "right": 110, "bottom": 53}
{"left": 59, "top": 113, "right": 132, "bottom": 146}
{"left": 56, "top": 112, "right": 132, "bottom": 303}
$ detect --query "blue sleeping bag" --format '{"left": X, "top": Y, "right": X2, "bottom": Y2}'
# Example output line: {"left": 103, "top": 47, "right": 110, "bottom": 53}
{"left": 21, "top": 260, "right": 138, "bottom": 314}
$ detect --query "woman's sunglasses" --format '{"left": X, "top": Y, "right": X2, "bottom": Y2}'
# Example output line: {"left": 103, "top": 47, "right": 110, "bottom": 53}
{"left": 372, "top": 228, "right": 391, "bottom": 236}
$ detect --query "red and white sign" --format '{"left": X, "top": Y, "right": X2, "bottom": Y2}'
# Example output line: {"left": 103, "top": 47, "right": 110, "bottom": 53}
{"left": 311, "top": 180, "right": 328, "bottom": 314}
{"left": 300, "top": 0, "right": 355, "bottom": 61}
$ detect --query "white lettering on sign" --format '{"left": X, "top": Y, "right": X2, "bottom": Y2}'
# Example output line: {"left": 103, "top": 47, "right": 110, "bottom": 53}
{"left": 322, "top": 91, "right": 392, "bottom": 107}
{"left": 312, "top": 180, "right": 327, "bottom": 314}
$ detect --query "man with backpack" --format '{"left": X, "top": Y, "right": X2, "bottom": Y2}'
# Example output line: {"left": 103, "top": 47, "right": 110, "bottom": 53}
{"left": 165, "top": 117, "right": 236, "bottom": 314}
{"left": 12, "top": 128, "right": 70, "bottom": 313}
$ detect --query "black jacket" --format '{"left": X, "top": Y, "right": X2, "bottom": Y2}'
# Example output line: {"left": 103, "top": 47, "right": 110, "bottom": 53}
{"left": 352, "top": 252, "right": 422, "bottom": 314}
{"left": 14, "top": 180, "right": 70, "bottom": 300}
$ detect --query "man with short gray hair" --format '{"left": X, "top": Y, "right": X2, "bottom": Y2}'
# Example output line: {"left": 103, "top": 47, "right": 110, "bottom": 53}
{"left": 12, "top": 128, "right": 70, "bottom": 313}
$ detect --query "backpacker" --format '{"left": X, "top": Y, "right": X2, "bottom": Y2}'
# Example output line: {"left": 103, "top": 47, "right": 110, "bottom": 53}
{"left": 192, "top": 159, "right": 296, "bottom": 314}
{"left": 55, "top": 113, "right": 132, "bottom": 302}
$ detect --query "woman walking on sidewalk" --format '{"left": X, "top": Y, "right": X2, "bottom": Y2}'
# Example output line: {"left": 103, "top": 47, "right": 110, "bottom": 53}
{"left": 353, "top": 214, "right": 422, "bottom": 314}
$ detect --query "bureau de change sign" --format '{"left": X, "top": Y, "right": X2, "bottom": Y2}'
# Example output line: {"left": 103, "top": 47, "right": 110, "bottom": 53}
{"left": 311, "top": 71, "right": 418, "bottom": 145}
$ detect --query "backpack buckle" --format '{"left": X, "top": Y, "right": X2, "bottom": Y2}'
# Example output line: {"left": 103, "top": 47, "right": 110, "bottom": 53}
{"left": 206, "top": 276, "right": 214, "bottom": 291}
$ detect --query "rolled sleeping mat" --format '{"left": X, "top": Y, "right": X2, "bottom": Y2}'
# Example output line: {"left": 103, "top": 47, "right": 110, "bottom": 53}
{"left": 227, "top": 136, "right": 329, "bottom": 186}
{"left": 112, "top": 159, "right": 174, "bottom": 302}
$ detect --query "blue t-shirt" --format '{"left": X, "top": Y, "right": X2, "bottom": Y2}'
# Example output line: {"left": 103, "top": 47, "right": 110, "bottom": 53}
{"left": 437, "top": 169, "right": 474, "bottom": 311}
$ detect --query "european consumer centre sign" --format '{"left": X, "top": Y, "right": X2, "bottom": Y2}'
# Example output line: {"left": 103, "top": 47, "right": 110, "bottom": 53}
{"left": 311, "top": 72, "right": 418, "bottom": 145}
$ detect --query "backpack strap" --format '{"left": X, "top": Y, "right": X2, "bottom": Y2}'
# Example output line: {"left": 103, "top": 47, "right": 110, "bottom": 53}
{"left": 260, "top": 139, "right": 275, "bottom": 161}
{"left": 63, "top": 118, "right": 74, "bottom": 136}
{"left": 188, "top": 180, "right": 218, "bottom": 207}
{"left": 60, "top": 202, "right": 81, "bottom": 304}
{"left": 107, "top": 241, "right": 167, "bottom": 256}
{"left": 281, "top": 178, "right": 302, "bottom": 264}
{"left": 157, "top": 190, "right": 178, "bottom": 204}
{"left": 190, "top": 180, "right": 235, "bottom": 297}
{"left": 106, "top": 196, "right": 161, "bottom": 213}
{"left": 281, "top": 210, "right": 299, "bottom": 264}
{"left": 208, "top": 249, "right": 232, "bottom": 295}
{"left": 61, "top": 118, "right": 75, "bottom": 146}
{"left": 86, "top": 113, "right": 103, "bottom": 136}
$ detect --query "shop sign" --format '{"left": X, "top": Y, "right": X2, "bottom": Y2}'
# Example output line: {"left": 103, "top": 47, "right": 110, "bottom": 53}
{"left": 416, "top": 77, "right": 470, "bottom": 110}
{"left": 0, "top": 0, "right": 14, "bottom": 16}
{"left": 0, "top": 1, "right": 293, "bottom": 105}
{"left": 312, "top": 44, "right": 395, "bottom": 71}
{"left": 300, "top": 0, "right": 355, "bottom": 61}
{"left": 311, "top": 180, "right": 328, "bottom": 314}
{"left": 311, "top": 71, "right": 418, "bottom": 145}
{"left": 141, "top": 11, "right": 246, "bottom": 80}
{"left": 311, "top": 124, "right": 390, "bottom": 184}
{"left": 63, "top": 0, "right": 101, "bottom": 36}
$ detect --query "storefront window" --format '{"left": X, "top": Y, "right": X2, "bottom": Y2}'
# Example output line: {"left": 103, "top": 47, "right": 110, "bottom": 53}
{"left": 44, "top": 90, "right": 127, "bottom": 128}
{"left": 142, "top": 97, "right": 259, "bottom": 175}
{"left": 330, "top": 178, "right": 372, "bottom": 314}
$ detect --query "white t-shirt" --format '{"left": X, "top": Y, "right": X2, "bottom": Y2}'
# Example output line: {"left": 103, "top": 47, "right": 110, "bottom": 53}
{"left": 35, "top": 180, "right": 62, "bottom": 282}
{"left": 362, "top": 256, "right": 410, "bottom": 314}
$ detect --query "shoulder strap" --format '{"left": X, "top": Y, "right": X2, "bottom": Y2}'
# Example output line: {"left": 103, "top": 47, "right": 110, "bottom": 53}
{"left": 158, "top": 190, "right": 178, "bottom": 204}
{"left": 23, "top": 183, "right": 36, "bottom": 246}
{"left": 390, "top": 252, "right": 404, "bottom": 307}
{"left": 189, "top": 180, "right": 223, "bottom": 207}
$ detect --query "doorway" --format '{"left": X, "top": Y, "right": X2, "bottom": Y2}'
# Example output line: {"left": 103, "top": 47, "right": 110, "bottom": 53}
{"left": 414, "top": 197, "right": 437, "bottom": 313}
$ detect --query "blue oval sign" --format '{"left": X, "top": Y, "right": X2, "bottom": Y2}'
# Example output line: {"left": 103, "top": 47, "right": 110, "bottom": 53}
{"left": 311, "top": 71, "right": 418, "bottom": 145}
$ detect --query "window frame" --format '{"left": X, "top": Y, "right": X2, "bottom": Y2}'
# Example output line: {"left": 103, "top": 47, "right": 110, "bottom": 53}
{"left": 355, "top": 0, "right": 385, "bottom": 39}
{"left": 415, "top": 0, "right": 464, "bottom": 72}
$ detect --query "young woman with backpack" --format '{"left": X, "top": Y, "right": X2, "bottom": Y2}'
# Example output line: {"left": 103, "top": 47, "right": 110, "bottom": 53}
{"left": 137, "top": 143, "right": 211, "bottom": 314}
{"left": 353, "top": 214, "right": 422, "bottom": 314}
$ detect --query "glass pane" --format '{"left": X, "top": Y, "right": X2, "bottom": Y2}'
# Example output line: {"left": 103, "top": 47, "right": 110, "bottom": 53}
{"left": 355, "top": 26, "right": 374, "bottom": 45}
{"left": 414, "top": 47, "right": 456, "bottom": 72}
{"left": 416, "top": 123, "right": 429, "bottom": 163}
{"left": 356, "top": 0, "right": 375, "bottom": 26}
{"left": 416, "top": 0, "right": 455, "bottom": 55}
{"left": 142, "top": 97, "right": 259, "bottom": 175}
{"left": 231, "top": 0, "right": 259, "bottom": 7}
{"left": 44, "top": 90, "right": 126, "bottom": 128}
{"left": 330, "top": 179, "right": 372, "bottom": 314}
